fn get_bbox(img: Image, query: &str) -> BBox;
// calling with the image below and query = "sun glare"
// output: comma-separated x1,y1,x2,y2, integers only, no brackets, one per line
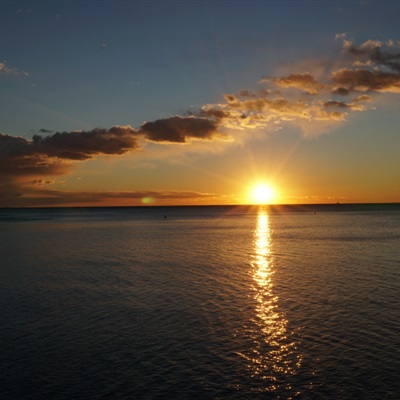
251,184,276,205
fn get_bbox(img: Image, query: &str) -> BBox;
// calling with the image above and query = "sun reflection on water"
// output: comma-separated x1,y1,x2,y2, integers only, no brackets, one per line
240,209,302,396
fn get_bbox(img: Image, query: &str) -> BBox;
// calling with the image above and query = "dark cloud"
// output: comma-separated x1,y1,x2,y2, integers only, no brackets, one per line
334,39,400,94
331,87,351,96
0,154,72,177
0,117,226,188
0,133,71,176
224,94,237,103
39,128,53,133
0,126,139,177
235,89,271,98
323,99,366,111
139,116,220,143
343,39,400,72
194,108,232,121
31,126,138,160
1,126,138,160
0,133,33,158
323,100,351,109
332,68,400,93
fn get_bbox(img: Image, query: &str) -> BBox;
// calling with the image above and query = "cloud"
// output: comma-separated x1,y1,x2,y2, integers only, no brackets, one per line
0,185,221,207
0,61,29,76
353,94,372,102
0,155,72,178
343,38,400,72
195,87,351,134
0,133,72,177
332,68,400,94
2,119,227,180
265,72,325,94
323,99,366,111
331,37,400,94
139,116,223,143
0,126,139,177
238,89,271,98
323,100,351,109
331,86,351,96
31,126,139,160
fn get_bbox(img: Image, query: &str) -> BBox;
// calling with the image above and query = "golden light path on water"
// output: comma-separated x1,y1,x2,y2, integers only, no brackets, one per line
240,209,302,396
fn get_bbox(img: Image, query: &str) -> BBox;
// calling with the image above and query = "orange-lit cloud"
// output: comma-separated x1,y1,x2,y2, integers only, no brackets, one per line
195,37,400,135
264,72,325,94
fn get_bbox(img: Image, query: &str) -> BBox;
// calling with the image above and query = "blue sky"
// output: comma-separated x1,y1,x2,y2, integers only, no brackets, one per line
1,1,400,206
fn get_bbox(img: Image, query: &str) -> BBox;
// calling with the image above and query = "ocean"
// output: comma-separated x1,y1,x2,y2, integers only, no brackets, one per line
1,204,399,399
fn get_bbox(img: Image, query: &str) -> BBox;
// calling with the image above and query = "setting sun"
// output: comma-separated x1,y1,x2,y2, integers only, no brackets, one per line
250,184,276,204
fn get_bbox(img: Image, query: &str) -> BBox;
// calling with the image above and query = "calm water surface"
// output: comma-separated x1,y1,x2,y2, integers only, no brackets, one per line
1,205,400,399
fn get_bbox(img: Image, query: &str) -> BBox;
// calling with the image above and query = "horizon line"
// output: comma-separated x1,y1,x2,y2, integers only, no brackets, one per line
1,202,400,210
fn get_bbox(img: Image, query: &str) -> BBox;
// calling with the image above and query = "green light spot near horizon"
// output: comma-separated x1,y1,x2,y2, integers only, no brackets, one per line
141,197,155,204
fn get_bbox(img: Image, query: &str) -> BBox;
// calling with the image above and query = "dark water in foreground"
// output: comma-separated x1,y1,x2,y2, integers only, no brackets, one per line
1,204,400,399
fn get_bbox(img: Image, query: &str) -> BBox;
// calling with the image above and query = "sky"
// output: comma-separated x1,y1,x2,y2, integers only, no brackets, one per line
1,0,400,207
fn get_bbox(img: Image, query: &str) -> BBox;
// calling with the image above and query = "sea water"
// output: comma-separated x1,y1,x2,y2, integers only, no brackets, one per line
1,204,400,399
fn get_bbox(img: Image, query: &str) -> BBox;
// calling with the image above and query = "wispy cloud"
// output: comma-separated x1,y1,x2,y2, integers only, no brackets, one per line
0,61,29,76
0,185,221,207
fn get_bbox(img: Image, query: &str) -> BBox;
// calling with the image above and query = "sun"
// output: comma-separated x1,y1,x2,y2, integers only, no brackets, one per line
250,184,276,205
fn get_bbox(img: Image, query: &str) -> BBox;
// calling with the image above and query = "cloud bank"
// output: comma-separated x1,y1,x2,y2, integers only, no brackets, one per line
0,185,220,208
